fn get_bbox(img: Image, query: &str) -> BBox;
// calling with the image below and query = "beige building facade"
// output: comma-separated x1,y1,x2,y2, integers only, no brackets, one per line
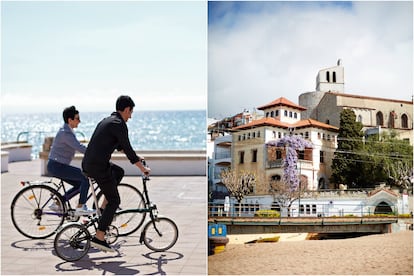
231,97,339,195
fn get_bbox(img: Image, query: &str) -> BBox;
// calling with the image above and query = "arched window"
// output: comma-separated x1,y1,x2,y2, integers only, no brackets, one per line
326,71,330,82
389,112,395,128
333,71,336,83
374,201,393,214
401,114,408,128
271,175,281,181
358,115,362,123
318,178,327,190
376,111,384,126
270,111,274,117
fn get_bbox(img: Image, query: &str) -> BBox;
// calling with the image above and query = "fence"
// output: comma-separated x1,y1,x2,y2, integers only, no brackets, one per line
208,202,400,218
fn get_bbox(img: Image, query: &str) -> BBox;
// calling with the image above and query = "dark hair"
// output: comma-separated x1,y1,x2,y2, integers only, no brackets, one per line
116,95,135,111
63,106,79,123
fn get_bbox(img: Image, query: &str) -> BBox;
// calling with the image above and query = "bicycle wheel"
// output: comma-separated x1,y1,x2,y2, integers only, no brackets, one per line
141,217,178,252
96,183,146,236
11,184,66,239
54,223,91,262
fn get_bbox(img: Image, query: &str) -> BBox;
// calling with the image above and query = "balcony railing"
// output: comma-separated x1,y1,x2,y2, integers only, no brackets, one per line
266,159,284,168
215,152,231,159
208,202,400,218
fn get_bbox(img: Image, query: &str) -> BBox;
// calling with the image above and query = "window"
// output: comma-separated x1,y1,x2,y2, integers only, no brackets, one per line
239,151,245,164
276,150,282,159
376,111,384,126
333,71,336,83
266,112,269,118
402,114,408,128
271,175,281,181
294,112,297,119
257,131,261,137
358,115,362,123
238,135,241,141
273,131,277,138
326,71,330,82
306,204,311,214
278,132,282,138
320,151,324,163
275,110,279,117
270,111,274,117
252,149,257,163
305,132,309,139
289,111,292,118
298,150,305,160
284,110,288,116
389,112,395,128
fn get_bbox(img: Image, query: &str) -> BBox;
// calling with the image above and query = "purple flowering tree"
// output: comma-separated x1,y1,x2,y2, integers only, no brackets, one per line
267,135,313,216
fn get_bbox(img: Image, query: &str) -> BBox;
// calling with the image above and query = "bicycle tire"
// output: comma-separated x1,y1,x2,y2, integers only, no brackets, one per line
11,184,66,239
141,217,178,252
95,183,146,236
54,222,91,262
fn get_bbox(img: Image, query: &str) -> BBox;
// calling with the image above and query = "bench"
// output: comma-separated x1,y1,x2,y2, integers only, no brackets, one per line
1,142,32,162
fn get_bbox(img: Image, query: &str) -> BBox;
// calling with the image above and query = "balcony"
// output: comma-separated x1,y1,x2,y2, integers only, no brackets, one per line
266,159,284,169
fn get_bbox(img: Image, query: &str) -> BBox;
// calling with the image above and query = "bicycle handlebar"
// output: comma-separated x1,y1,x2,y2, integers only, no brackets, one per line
141,159,150,180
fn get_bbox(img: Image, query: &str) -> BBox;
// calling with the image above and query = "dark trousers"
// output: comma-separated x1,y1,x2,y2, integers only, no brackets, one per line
47,159,90,204
85,163,124,232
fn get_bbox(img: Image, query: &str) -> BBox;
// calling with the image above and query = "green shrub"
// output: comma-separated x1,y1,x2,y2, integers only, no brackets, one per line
255,209,280,218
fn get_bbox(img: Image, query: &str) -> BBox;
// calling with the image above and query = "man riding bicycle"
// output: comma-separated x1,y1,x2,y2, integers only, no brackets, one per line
82,95,150,252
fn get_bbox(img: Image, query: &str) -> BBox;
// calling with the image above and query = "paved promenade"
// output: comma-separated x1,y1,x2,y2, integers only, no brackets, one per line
1,160,207,275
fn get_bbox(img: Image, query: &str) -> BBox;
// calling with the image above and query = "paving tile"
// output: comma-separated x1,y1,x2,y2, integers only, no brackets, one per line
1,160,208,275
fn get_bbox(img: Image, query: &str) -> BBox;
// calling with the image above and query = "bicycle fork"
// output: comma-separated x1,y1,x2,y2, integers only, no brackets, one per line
139,204,162,244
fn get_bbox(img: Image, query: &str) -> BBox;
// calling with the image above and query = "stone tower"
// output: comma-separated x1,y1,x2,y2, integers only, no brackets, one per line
299,59,345,119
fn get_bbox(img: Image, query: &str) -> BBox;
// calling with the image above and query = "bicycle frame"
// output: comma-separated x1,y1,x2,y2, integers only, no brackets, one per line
20,178,101,216
115,175,163,237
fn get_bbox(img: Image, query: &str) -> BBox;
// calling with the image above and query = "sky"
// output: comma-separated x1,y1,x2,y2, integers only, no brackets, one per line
208,1,413,119
1,1,207,114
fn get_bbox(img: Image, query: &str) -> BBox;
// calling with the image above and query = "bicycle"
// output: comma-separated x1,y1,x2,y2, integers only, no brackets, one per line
11,175,146,239
53,161,179,262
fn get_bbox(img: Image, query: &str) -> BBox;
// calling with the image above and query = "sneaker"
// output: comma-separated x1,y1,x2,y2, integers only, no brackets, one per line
90,237,115,252
48,202,62,212
75,205,96,216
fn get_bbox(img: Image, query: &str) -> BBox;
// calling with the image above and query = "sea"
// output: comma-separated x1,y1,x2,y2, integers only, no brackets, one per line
1,110,206,158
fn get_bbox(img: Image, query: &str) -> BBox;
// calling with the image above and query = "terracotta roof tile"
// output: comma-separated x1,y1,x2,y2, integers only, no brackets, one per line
232,117,338,132
232,117,290,130
293,119,339,131
257,97,307,111
326,92,413,105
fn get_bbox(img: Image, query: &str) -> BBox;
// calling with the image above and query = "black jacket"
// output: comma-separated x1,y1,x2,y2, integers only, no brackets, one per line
82,112,140,174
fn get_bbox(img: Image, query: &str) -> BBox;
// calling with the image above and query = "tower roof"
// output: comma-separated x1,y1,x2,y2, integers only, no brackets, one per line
257,97,307,111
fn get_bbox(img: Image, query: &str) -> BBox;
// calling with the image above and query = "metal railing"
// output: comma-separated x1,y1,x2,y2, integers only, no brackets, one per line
208,202,400,219
12,131,87,159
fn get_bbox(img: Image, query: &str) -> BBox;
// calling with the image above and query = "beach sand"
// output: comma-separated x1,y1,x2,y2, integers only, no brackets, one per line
208,231,413,275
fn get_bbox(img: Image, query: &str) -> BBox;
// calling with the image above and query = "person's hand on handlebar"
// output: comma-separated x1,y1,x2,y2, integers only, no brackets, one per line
135,158,151,175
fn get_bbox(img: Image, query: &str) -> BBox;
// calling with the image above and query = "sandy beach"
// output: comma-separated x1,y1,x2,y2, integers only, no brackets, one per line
208,231,413,275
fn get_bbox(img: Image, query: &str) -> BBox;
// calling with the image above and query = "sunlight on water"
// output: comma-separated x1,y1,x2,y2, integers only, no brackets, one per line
1,110,206,158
